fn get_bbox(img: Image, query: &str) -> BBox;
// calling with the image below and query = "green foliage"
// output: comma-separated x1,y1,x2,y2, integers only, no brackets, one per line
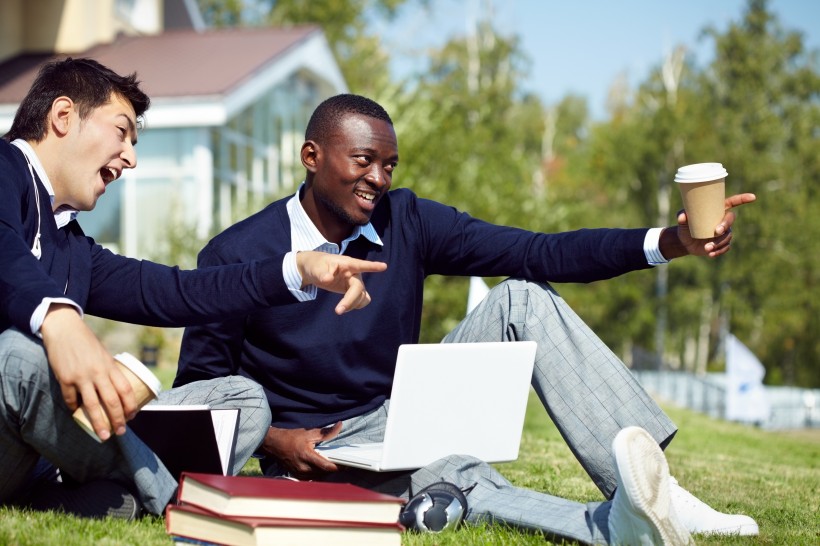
390,20,560,341
194,0,818,386
196,0,246,27
555,0,819,384
266,0,398,100
696,0,820,386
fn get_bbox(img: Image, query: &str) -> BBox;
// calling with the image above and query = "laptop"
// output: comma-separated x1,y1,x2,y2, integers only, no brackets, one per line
315,341,537,472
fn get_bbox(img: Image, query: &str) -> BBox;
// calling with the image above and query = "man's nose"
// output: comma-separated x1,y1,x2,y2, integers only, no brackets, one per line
365,166,387,187
122,141,137,169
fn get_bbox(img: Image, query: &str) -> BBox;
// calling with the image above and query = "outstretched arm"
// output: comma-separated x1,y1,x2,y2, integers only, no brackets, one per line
659,193,757,260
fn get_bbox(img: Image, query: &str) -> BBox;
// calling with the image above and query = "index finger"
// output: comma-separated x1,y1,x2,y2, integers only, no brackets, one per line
341,257,387,274
60,382,79,411
725,193,756,210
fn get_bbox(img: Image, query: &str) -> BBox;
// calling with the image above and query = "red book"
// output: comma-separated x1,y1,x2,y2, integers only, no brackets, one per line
166,503,403,546
176,472,404,525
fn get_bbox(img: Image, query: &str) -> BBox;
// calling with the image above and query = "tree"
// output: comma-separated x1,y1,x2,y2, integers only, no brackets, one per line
558,0,819,386
697,0,820,386
194,0,820,386
391,18,552,342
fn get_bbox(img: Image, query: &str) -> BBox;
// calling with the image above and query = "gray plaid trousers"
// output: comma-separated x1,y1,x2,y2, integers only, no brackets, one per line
291,279,677,544
0,328,271,515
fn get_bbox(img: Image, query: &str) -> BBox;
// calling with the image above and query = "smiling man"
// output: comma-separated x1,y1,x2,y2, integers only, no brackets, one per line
0,60,386,520
176,94,759,544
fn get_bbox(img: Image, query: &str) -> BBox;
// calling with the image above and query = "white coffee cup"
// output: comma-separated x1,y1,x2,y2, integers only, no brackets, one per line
674,163,728,239
72,352,162,442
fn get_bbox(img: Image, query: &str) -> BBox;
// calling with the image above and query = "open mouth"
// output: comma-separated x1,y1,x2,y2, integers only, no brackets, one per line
100,167,119,185
354,188,378,205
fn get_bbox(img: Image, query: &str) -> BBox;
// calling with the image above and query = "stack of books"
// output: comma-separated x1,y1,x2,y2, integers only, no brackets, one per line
166,472,405,545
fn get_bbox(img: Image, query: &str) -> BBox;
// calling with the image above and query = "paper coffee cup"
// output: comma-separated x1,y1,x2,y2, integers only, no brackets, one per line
72,352,162,442
674,163,728,239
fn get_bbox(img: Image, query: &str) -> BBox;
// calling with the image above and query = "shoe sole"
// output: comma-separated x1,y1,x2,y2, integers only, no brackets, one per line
696,522,759,536
613,427,692,545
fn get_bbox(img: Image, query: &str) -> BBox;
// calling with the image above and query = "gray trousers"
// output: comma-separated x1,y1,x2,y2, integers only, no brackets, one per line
0,328,271,515
275,279,678,545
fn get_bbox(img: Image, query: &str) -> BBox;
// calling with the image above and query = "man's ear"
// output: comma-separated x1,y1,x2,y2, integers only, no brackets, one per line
49,96,75,137
301,140,319,173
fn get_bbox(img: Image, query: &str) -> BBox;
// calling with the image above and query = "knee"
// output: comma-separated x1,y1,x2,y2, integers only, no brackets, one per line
231,376,272,420
426,454,492,480
494,278,565,316
495,278,556,298
412,454,507,504
224,376,271,415
228,375,265,398
0,329,51,386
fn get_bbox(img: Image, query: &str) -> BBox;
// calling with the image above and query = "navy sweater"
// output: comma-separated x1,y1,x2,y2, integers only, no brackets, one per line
175,189,652,429
0,139,294,335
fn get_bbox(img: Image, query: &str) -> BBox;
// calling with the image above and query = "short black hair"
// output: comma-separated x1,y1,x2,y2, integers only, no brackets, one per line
4,57,150,142
305,94,393,144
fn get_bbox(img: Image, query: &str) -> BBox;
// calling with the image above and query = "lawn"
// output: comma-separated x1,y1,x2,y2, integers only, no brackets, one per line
1,389,817,545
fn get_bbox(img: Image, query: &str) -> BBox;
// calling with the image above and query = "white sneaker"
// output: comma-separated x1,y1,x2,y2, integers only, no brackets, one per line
669,477,759,536
608,427,693,545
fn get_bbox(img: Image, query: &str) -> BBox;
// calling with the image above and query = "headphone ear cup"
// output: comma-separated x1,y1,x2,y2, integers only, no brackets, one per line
399,481,468,533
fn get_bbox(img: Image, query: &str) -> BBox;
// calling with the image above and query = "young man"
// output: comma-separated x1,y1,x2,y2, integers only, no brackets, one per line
0,61,385,519
176,94,758,544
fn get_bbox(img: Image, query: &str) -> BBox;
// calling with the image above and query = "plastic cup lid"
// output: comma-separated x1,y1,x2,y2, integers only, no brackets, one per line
114,352,162,395
674,162,728,183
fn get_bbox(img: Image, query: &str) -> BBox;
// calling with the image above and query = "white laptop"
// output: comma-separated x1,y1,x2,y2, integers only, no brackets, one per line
315,341,537,472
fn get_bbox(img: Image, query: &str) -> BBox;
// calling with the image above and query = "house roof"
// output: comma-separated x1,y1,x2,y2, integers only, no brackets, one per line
0,26,347,131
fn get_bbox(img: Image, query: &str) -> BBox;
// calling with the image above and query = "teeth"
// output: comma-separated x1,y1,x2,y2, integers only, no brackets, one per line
101,167,118,183
355,191,374,201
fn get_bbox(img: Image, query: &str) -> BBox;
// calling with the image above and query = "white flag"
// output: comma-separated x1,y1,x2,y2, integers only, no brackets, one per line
725,333,770,423
466,277,490,315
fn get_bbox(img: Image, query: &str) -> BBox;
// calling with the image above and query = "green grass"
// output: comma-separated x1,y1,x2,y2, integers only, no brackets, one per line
2,390,818,545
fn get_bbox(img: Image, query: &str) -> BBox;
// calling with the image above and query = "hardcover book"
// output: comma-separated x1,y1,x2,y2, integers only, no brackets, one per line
166,503,403,546
177,472,404,525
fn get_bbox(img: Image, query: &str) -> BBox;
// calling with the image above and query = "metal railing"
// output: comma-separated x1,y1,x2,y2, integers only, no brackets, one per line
631,369,820,430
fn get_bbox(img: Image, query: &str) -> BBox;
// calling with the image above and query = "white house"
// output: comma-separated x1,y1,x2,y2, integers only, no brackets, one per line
0,0,347,259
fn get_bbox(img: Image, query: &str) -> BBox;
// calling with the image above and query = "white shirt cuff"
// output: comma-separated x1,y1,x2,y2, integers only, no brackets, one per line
31,297,83,337
644,227,669,266
283,251,317,302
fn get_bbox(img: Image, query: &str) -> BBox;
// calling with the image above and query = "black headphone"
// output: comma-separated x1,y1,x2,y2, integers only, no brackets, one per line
399,481,468,533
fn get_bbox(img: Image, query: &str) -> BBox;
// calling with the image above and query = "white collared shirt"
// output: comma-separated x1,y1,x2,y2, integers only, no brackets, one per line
283,183,383,301
10,139,83,334
11,139,78,228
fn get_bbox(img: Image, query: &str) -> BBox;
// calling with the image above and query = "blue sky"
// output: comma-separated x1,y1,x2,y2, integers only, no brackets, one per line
377,0,820,119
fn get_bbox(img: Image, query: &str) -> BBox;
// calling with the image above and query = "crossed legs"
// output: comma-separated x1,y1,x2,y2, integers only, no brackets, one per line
0,328,270,515
275,279,678,543
443,278,678,497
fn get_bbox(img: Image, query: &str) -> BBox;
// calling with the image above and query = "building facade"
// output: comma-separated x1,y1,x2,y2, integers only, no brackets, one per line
0,0,347,259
